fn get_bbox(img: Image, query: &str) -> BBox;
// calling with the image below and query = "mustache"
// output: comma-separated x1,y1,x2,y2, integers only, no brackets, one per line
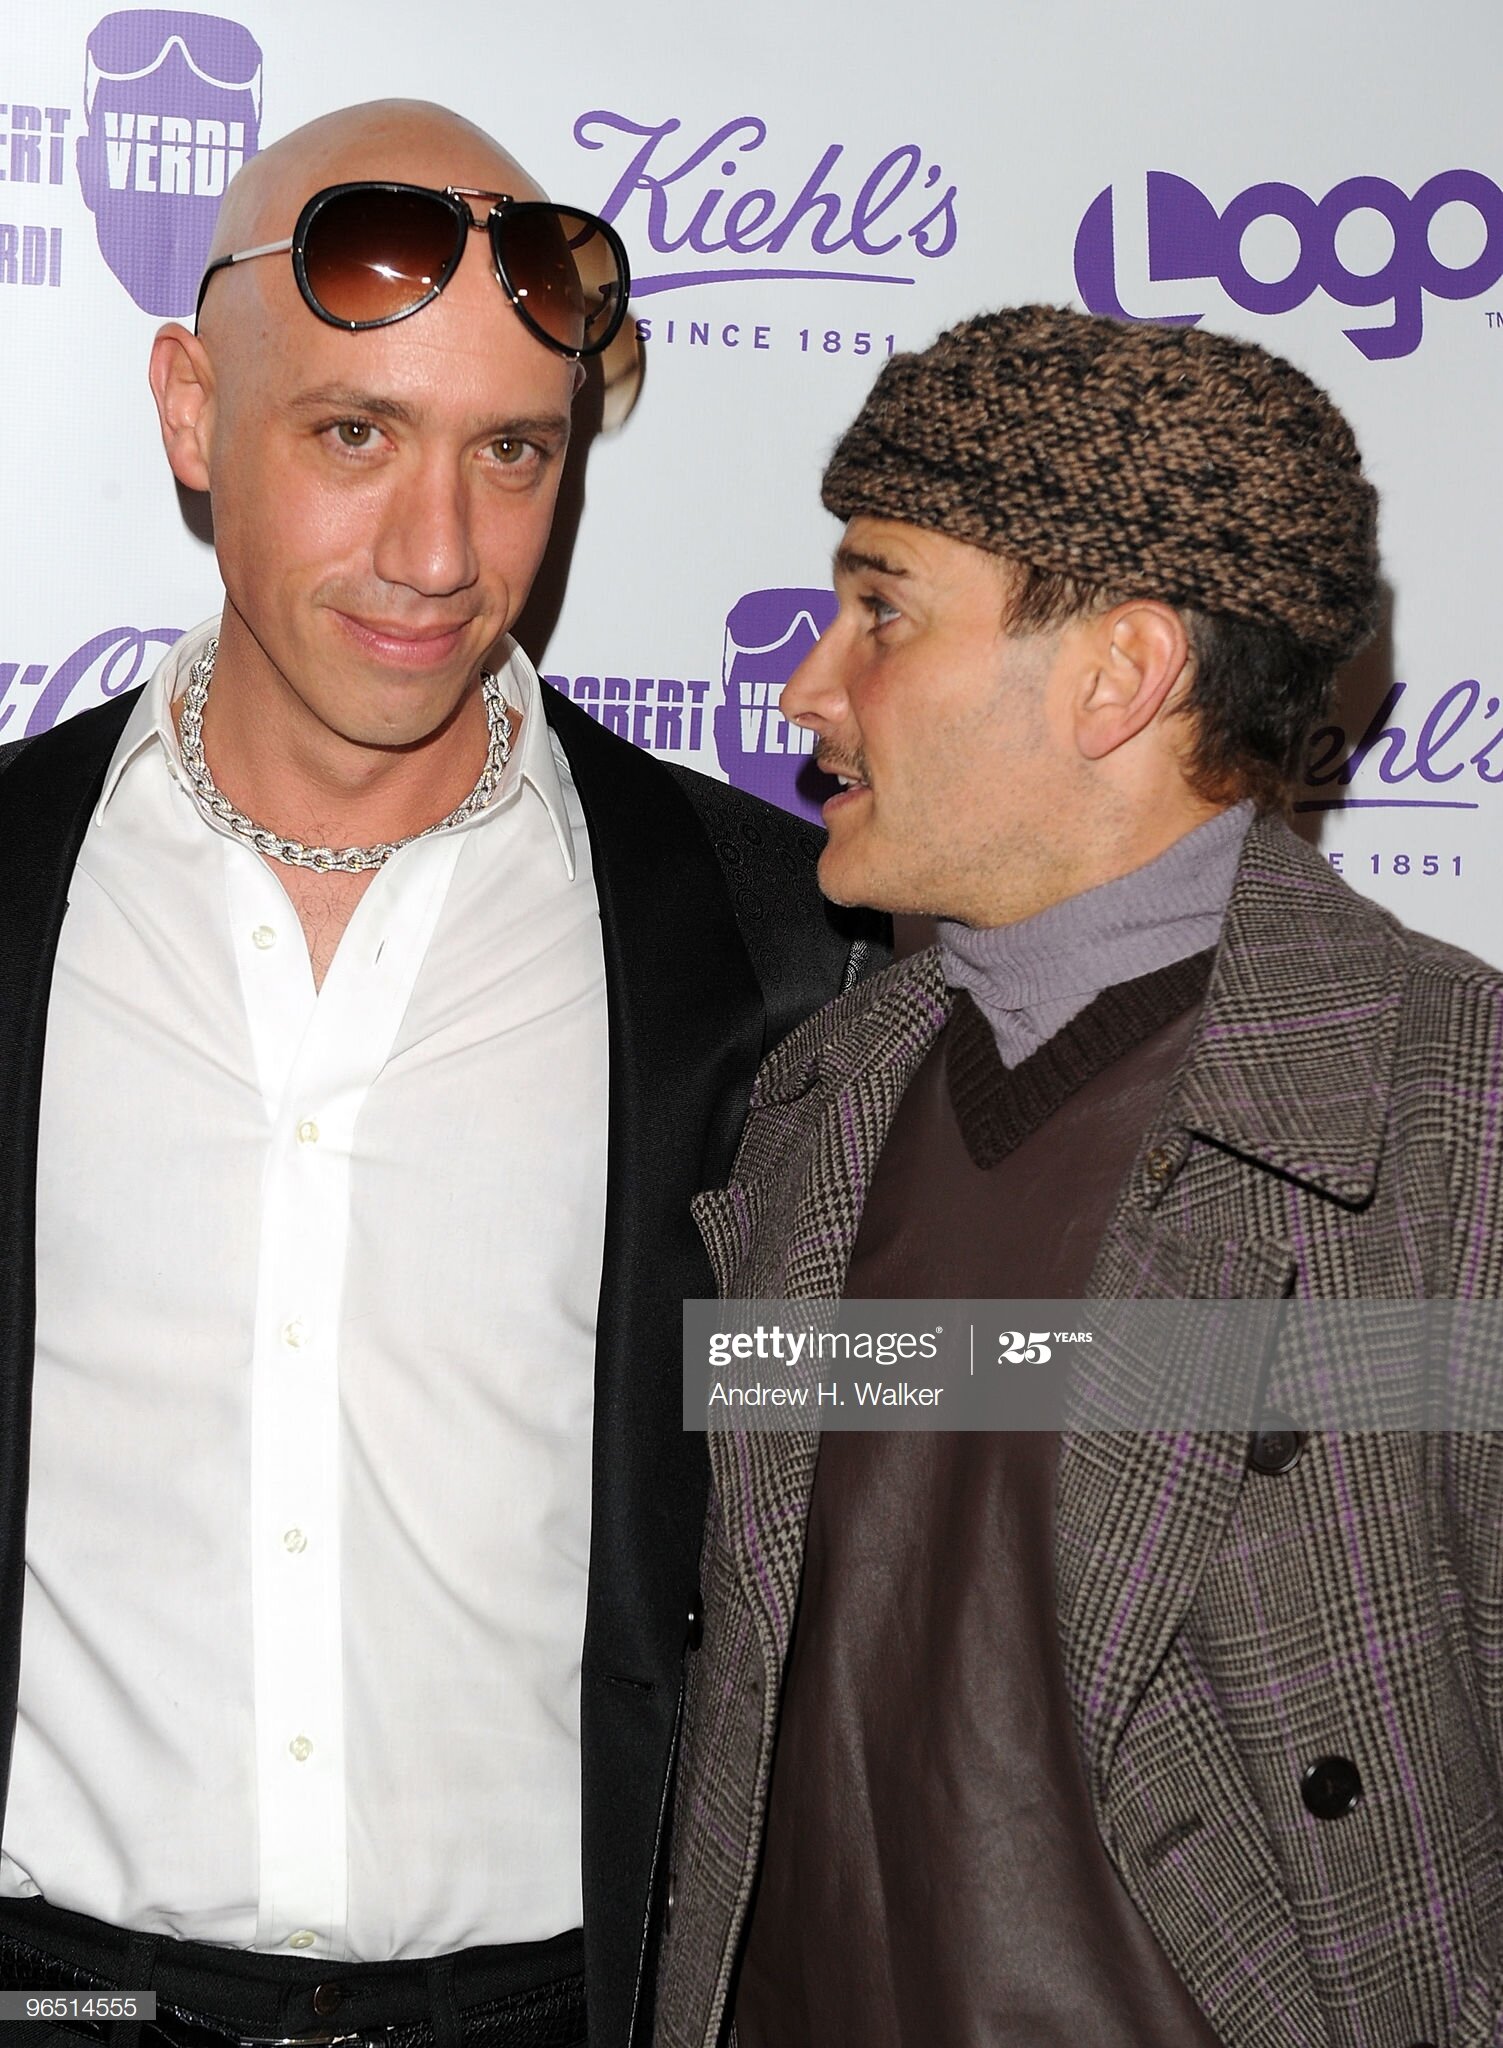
814,746,870,784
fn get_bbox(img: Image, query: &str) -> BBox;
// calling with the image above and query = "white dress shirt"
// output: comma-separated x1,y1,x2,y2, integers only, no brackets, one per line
1,619,609,1960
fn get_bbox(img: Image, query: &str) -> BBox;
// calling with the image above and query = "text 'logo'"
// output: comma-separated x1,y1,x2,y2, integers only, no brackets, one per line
1075,170,1503,359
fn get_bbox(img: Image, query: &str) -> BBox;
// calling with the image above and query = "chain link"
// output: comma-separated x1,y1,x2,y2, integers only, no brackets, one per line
177,639,514,873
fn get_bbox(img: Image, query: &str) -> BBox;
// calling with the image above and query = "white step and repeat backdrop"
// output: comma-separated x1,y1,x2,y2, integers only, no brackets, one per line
4,1,1501,958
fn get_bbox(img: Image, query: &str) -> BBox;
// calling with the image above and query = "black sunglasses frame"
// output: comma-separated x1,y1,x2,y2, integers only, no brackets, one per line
194,180,632,361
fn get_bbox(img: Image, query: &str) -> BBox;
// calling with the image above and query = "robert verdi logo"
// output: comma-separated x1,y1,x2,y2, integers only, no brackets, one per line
1074,170,1503,359
575,112,958,299
76,9,263,317
712,589,841,824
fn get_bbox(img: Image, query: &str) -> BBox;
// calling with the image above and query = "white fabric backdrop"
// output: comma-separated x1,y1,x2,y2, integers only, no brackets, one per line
5,0,1501,958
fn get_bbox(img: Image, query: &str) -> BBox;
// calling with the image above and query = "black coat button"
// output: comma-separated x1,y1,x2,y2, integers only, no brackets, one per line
1301,1755,1362,1819
311,1985,344,2017
685,1595,704,1651
1249,1419,1305,1475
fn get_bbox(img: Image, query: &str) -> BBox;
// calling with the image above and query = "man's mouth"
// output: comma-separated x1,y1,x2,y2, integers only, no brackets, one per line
818,764,871,818
334,611,474,666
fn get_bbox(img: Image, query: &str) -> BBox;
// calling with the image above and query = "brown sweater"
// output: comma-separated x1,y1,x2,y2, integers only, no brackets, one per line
733,955,1223,2048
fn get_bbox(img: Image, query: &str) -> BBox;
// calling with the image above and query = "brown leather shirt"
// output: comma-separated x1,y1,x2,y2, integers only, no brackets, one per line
733,957,1224,2048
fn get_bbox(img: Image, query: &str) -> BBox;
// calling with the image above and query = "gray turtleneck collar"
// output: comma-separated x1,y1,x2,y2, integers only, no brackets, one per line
937,802,1253,1068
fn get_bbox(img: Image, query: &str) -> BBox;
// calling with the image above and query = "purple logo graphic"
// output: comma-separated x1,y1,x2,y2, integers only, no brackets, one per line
713,588,841,823
1297,677,1503,809
575,113,957,298
76,10,263,316
1,625,181,739
1075,170,1503,359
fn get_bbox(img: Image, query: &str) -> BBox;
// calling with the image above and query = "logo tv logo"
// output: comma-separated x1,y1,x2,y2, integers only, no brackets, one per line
1074,170,1503,359
76,9,264,316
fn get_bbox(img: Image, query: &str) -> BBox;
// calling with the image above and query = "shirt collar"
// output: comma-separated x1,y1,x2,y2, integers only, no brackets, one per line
94,617,577,878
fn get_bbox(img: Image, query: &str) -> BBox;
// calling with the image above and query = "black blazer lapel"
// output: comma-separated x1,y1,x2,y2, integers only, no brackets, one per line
542,688,767,2046
0,691,137,1818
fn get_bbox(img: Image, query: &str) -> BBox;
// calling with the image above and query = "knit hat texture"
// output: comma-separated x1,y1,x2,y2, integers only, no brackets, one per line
821,305,1380,661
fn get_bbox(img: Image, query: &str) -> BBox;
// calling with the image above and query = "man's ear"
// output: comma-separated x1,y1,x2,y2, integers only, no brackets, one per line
148,323,216,493
1071,601,1191,763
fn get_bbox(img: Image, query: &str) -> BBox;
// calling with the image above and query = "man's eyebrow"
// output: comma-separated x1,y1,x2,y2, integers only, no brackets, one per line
285,387,571,441
833,545,911,580
288,386,421,426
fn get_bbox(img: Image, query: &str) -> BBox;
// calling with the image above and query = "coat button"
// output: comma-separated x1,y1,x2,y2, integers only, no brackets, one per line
311,1985,344,2017
1249,1419,1305,1475
685,1594,704,1651
1301,1755,1363,1819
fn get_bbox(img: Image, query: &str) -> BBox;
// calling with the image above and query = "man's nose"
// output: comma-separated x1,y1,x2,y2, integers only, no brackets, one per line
780,628,850,735
372,455,479,598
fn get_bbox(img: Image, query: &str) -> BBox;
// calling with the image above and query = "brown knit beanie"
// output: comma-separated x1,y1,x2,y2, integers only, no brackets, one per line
822,305,1380,662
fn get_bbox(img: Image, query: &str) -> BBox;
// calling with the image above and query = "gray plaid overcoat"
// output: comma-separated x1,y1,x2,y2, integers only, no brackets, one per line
654,816,1503,2048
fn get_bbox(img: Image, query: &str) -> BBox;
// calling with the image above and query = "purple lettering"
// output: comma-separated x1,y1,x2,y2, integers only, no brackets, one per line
763,144,849,255
1470,692,1503,782
654,679,684,750
1413,680,1480,782
0,661,46,737
9,104,41,185
46,107,69,186
1076,166,1503,360
575,113,767,253
722,188,778,250
910,176,958,258
601,675,631,738
848,146,920,256
1338,683,1415,785
20,223,46,285
24,627,181,737
685,680,709,752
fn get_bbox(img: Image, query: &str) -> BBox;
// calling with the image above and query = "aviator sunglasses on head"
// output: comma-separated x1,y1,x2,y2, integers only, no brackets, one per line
194,181,631,360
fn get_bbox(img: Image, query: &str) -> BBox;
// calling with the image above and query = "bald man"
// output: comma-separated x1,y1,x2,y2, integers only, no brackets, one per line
0,101,877,2048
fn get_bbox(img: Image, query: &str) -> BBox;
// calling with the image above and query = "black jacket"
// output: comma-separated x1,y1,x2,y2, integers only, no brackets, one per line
0,680,882,2045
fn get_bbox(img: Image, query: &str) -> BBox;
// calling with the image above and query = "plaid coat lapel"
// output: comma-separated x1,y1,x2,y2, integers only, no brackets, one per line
1057,815,1404,1803
692,953,952,1676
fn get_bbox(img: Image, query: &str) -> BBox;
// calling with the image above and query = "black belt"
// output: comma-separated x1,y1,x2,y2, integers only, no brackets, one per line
0,1898,585,2048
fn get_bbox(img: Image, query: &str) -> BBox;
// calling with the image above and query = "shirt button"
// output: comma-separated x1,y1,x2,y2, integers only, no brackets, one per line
287,1932,316,1951
280,1319,308,1350
289,1735,313,1763
296,1119,320,1146
251,925,277,950
283,1528,308,1554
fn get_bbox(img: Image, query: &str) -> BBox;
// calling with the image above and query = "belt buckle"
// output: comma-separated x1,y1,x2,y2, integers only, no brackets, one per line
235,2031,394,2048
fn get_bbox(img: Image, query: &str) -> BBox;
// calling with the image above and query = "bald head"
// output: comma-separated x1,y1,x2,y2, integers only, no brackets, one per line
207,99,545,269
189,97,563,409
148,96,583,813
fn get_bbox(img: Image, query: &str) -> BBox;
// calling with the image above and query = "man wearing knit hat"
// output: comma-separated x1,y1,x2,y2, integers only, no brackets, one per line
651,307,1503,2048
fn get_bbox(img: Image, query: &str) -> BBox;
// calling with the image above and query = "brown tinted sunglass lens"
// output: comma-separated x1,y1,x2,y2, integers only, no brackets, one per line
303,188,462,326
499,206,621,351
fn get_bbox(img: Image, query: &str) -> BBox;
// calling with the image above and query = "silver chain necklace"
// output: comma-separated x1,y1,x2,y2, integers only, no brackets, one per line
176,637,515,874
